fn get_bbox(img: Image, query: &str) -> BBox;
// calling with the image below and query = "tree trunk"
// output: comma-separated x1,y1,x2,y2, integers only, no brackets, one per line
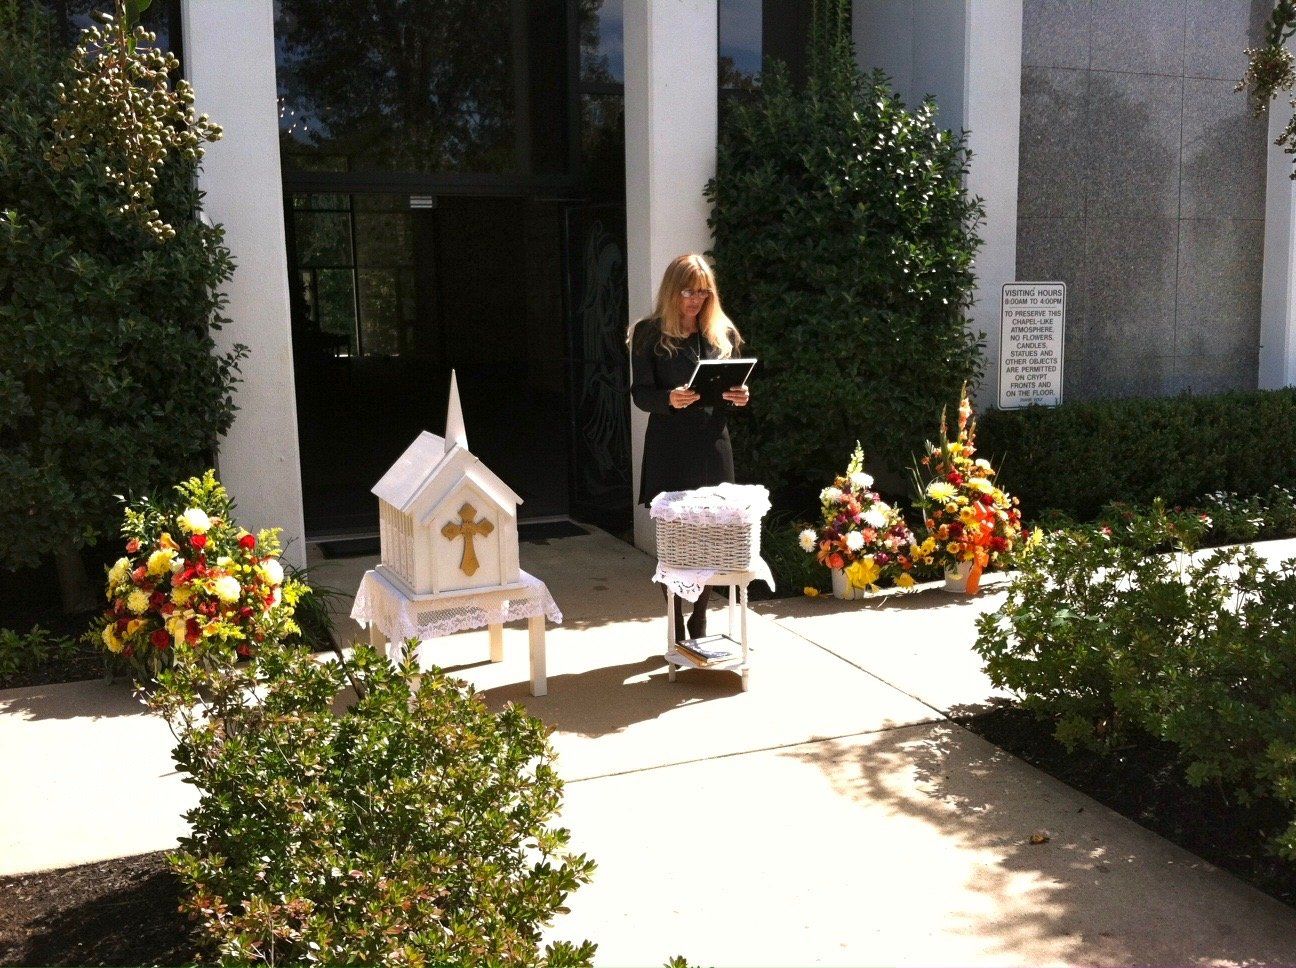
54,547,98,615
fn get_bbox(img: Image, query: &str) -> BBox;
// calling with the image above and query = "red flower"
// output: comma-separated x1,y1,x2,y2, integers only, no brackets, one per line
131,565,148,584
190,534,207,550
238,533,256,551
149,591,166,610
238,606,254,621
826,552,845,570
122,645,134,658
185,619,201,644
236,644,251,658
125,537,141,554
150,629,170,650
115,617,130,633
159,602,175,616
979,493,995,506
947,471,964,486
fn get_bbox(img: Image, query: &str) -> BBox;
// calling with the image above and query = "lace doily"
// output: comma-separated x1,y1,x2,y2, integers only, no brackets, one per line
649,483,772,526
351,568,562,642
653,558,776,602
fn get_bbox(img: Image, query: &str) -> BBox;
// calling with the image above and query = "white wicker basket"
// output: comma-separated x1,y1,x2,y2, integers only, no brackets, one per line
655,518,761,570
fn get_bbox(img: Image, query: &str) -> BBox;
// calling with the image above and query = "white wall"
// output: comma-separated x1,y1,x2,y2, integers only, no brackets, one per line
624,0,719,552
1260,97,1296,390
854,0,1023,406
180,0,308,567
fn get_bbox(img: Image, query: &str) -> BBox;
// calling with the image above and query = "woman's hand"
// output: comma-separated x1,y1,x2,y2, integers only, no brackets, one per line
669,386,701,409
722,385,750,407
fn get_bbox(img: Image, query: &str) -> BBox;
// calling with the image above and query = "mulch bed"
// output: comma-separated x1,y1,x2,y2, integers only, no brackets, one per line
0,852,198,967
959,703,1296,909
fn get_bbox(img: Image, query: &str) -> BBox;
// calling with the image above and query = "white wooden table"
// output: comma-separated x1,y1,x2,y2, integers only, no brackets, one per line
352,567,557,697
663,568,763,692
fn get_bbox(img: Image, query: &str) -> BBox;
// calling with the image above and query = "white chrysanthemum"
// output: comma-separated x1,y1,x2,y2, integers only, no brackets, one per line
926,481,957,502
798,528,817,552
849,471,874,490
179,507,211,534
862,508,889,529
126,588,150,615
974,458,993,470
213,575,242,604
147,548,176,577
820,486,844,504
844,531,865,551
259,558,284,586
965,477,994,493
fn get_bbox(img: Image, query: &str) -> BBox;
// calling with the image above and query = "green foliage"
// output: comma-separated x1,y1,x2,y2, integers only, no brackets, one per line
977,389,1296,522
153,642,596,966
975,518,1296,859
0,2,244,571
0,624,86,680
763,512,832,594
1238,1,1296,177
707,16,984,499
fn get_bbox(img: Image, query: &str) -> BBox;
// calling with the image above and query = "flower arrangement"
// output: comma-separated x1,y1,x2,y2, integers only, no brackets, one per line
914,389,1022,592
90,471,305,680
800,443,916,592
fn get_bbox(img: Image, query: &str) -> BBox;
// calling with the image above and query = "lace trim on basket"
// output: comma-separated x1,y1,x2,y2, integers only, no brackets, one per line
649,483,772,526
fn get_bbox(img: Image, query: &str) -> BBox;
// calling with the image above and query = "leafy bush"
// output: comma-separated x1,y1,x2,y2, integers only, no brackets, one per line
0,3,242,581
0,624,86,681
977,389,1296,521
153,642,596,966
975,517,1296,858
706,4,983,501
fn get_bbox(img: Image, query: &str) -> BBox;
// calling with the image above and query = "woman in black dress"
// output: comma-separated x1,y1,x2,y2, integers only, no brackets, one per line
630,253,750,643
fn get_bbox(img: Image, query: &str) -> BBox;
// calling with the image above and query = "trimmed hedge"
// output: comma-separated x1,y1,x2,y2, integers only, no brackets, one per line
977,389,1296,521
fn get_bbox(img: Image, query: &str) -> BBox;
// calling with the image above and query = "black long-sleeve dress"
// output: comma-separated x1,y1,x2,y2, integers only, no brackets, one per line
630,317,737,507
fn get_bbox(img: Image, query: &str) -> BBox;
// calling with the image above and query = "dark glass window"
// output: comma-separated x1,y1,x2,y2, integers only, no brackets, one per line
719,0,762,91
579,0,624,84
274,0,568,177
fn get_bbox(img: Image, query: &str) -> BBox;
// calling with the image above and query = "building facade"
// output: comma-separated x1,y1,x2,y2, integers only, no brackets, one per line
41,0,1296,560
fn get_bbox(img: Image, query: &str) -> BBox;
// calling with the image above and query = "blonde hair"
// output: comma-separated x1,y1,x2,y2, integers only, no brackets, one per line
630,253,742,358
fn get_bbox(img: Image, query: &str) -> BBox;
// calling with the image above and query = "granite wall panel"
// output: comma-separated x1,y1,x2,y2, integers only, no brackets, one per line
1017,67,1088,217
1022,0,1090,69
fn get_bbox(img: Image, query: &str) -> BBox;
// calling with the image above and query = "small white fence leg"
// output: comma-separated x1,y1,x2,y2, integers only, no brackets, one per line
489,623,504,663
368,622,388,661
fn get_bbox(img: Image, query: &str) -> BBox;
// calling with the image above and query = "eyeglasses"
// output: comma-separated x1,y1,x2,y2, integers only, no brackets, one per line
680,288,713,299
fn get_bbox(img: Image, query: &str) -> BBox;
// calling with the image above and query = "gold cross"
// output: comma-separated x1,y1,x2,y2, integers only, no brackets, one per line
441,502,494,576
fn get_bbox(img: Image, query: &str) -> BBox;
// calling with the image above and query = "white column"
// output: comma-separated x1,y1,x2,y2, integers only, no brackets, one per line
180,0,308,568
624,0,719,552
854,0,1023,407
962,0,1022,407
1260,98,1296,389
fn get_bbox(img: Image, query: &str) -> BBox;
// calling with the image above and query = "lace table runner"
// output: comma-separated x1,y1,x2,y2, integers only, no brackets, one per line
351,568,562,642
653,558,776,602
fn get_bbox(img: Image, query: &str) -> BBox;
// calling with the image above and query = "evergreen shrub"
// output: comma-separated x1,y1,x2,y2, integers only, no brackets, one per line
707,15,984,502
0,4,242,577
977,389,1296,522
154,643,597,966
976,518,1296,859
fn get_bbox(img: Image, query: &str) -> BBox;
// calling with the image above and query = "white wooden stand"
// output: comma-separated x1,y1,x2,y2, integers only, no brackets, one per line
360,569,551,697
663,569,759,692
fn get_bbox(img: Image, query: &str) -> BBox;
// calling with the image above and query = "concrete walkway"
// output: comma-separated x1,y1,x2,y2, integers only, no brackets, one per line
3,529,1295,966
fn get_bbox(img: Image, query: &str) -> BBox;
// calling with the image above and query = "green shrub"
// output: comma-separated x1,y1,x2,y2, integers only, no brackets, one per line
0,624,85,681
706,3,983,500
0,3,242,579
975,518,1296,858
152,642,596,966
977,389,1296,521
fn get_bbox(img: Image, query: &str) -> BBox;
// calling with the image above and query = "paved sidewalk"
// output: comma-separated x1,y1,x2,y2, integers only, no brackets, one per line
3,529,1295,966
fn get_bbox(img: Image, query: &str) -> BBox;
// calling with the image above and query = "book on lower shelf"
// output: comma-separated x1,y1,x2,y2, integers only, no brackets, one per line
674,634,740,667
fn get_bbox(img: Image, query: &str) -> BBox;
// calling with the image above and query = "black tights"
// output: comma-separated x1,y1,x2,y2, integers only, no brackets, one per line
662,584,711,643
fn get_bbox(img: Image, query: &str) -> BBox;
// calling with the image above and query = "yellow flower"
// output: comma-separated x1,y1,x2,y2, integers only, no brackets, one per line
167,616,187,648
171,585,193,606
946,542,962,555
803,586,820,597
158,531,179,551
947,442,964,455
926,481,957,502
125,619,145,638
126,588,150,615
945,503,959,515
147,548,176,576
845,556,881,589
106,557,130,596
966,477,994,494
895,573,916,589
101,624,123,653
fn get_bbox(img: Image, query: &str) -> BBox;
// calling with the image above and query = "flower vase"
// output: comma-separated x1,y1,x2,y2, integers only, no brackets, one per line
830,568,866,600
944,560,976,594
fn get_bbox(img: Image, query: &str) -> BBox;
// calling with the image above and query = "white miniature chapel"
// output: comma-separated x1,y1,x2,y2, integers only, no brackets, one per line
350,371,561,696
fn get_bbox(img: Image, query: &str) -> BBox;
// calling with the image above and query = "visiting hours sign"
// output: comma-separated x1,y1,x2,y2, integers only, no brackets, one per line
999,282,1065,409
